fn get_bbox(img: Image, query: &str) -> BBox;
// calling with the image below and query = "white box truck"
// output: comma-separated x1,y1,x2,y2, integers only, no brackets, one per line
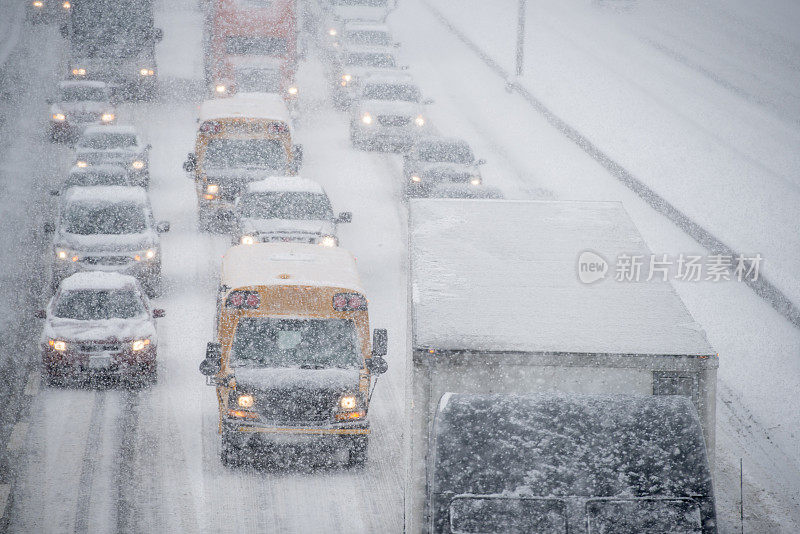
406,199,718,533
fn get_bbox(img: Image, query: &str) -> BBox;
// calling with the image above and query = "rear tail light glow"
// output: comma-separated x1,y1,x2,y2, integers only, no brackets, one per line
332,292,367,311
200,121,222,134
226,290,261,309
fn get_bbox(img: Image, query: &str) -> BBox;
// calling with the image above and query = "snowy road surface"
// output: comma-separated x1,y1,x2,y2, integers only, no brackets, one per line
0,0,798,532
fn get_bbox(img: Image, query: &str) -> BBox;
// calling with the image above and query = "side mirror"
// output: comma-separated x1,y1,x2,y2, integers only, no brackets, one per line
156,221,170,233
367,356,388,375
35,310,47,319
50,189,60,196
400,65,410,70
199,342,222,376
476,158,486,165
422,98,434,105
43,222,55,234
183,153,196,172
146,143,152,150
152,309,165,318
336,211,352,224
372,328,388,356
153,28,164,42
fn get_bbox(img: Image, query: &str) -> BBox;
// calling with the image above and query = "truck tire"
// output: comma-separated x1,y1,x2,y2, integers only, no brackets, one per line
346,437,368,468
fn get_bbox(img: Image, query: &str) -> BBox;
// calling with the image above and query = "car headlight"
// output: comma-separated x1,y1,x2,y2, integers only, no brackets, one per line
237,394,254,408
139,68,155,76
206,183,219,194
71,68,86,76
470,177,482,186
339,395,357,410
62,1,71,9
133,249,156,261
131,339,151,351
240,235,255,245
317,235,337,247
33,1,44,8
410,174,421,183
101,112,115,123
49,339,67,351
414,115,425,127
52,113,66,122
287,86,298,95
328,28,337,36
215,84,227,94
131,160,145,170
76,160,88,168
56,248,79,262
361,112,373,125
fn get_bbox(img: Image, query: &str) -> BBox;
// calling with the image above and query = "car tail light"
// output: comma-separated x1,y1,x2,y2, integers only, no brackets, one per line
226,290,260,309
267,122,287,135
200,121,222,134
332,292,367,311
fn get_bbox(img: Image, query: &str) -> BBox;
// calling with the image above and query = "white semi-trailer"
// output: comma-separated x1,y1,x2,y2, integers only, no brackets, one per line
406,199,718,533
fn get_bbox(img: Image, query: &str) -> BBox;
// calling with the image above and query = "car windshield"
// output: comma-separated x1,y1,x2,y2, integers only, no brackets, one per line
60,87,107,102
345,53,395,68
226,36,288,56
345,31,391,46
64,202,148,235
238,192,333,220
78,133,138,149
417,142,474,164
361,83,420,102
54,289,145,320
586,499,703,534
231,318,362,369
235,69,282,93
204,138,288,170
449,498,567,534
66,171,130,188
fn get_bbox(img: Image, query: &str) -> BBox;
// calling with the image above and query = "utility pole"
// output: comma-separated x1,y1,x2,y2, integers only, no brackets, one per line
515,0,527,77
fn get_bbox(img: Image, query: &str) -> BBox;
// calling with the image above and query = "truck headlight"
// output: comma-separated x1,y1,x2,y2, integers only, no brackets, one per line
62,1,71,9
33,1,44,8
328,28,337,36
240,235,255,245
237,394,254,408
215,84,227,94
317,235,337,247
206,184,219,194
49,339,67,351
361,112,373,125
76,160,88,168
131,160,145,170
71,68,86,76
470,177,481,186
52,113,66,122
287,86,298,95
410,175,421,183
339,395,357,410
131,339,151,351
133,249,156,261
414,115,425,127
101,112,115,123
56,249,79,262
139,68,155,76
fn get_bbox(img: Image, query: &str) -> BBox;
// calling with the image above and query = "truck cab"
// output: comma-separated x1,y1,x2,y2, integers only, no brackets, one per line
199,243,388,467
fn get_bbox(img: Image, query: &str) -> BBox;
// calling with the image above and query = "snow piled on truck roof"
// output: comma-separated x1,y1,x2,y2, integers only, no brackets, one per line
221,243,364,293
409,199,714,355
199,94,291,124
58,272,141,292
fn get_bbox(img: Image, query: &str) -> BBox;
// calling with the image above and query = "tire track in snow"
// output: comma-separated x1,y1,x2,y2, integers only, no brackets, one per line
113,390,140,534
73,392,105,534
422,0,800,331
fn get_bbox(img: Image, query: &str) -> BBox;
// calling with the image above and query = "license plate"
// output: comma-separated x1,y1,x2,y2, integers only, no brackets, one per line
88,355,112,369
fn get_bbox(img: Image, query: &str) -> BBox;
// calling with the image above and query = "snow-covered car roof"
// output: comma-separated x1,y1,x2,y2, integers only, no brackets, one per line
409,199,715,356
361,71,415,85
63,186,149,205
221,243,364,293
341,43,396,56
68,164,130,176
432,393,713,498
412,136,471,150
58,80,109,90
58,271,141,292
199,93,291,124
244,177,325,195
81,124,139,136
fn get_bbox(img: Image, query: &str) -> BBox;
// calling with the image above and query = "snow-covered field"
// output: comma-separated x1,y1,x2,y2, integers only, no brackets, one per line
0,0,798,532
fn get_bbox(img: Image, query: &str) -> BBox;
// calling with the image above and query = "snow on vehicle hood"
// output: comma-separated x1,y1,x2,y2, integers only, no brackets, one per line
357,99,421,117
41,314,156,344
52,101,109,115
233,367,361,393
56,231,156,253
417,161,478,176
240,218,334,237
203,169,280,183
77,148,140,158
332,5,389,23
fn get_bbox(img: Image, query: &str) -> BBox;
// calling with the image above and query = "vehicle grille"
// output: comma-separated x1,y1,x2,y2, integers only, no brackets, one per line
377,115,411,127
253,387,340,424
427,171,471,183
81,255,132,266
78,343,123,353
258,234,317,244
71,112,101,123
